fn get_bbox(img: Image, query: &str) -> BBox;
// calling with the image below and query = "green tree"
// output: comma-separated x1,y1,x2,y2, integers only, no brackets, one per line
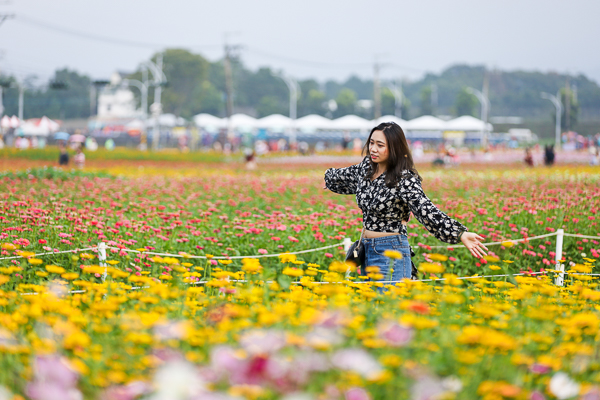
334,88,357,118
299,88,327,116
256,96,287,117
130,49,210,119
559,87,580,130
453,88,478,117
419,86,433,116
381,88,396,116
2,69,91,119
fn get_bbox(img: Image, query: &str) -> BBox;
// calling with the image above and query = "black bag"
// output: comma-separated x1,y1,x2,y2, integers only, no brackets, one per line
345,238,365,268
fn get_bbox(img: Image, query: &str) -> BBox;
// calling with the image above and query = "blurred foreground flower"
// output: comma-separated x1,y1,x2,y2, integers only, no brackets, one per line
549,372,580,400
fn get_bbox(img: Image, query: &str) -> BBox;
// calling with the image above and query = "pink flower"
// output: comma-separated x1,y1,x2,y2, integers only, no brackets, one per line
258,249,268,254
210,260,218,265
378,322,413,347
271,237,281,241
325,253,333,258
345,387,371,400
529,364,551,374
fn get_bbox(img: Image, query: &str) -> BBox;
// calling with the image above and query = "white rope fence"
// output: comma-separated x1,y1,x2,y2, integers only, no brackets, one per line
5,228,600,296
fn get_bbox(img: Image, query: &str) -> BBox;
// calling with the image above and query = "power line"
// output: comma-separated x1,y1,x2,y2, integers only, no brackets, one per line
247,46,372,69
14,15,219,50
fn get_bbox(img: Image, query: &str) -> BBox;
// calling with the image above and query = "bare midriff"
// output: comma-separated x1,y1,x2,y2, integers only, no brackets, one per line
363,221,407,238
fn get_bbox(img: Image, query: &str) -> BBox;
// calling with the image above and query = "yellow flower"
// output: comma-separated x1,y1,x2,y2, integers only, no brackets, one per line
218,260,233,265
1,243,17,250
501,241,514,248
46,265,66,274
28,258,43,265
503,260,514,264
35,271,49,277
282,267,304,277
483,255,500,262
279,253,297,263
61,273,80,280
80,253,95,260
384,250,403,259
489,265,502,271
106,260,120,265
182,262,193,267
419,263,445,274
443,274,463,286
427,253,447,262
0,275,10,285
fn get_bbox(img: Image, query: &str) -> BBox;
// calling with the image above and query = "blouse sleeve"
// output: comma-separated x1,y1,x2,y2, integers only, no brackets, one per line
399,172,467,244
324,157,369,195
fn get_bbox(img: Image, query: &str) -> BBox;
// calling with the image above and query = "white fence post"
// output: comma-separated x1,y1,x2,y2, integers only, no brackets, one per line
98,242,107,282
554,229,564,286
343,237,353,278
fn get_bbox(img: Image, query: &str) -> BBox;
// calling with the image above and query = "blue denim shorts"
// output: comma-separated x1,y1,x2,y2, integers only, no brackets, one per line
362,235,412,281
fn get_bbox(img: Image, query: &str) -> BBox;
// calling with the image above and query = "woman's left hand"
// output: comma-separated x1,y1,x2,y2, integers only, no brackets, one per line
460,232,488,258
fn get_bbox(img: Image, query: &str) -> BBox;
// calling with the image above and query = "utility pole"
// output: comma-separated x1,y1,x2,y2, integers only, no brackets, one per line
481,69,490,148
17,80,23,120
431,83,438,115
466,86,490,149
564,77,571,132
144,52,166,151
384,80,404,119
223,41,241,137
373,60,381,119
273,72,299,145
541,92,562,149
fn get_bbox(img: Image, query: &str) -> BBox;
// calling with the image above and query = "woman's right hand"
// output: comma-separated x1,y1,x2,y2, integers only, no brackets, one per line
460,232,488,258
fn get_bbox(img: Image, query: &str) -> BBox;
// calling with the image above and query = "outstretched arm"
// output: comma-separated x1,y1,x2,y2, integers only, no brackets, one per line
324,157,369,195
400,173,487,258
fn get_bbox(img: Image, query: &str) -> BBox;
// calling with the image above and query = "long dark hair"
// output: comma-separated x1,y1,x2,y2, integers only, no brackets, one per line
362,122,421,187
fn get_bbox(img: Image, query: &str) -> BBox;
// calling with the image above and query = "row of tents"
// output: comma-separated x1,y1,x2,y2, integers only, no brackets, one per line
192,114,494,134
2,113,494,141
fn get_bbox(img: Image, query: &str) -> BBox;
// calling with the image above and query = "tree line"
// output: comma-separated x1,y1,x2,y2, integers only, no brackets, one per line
2,48,599,131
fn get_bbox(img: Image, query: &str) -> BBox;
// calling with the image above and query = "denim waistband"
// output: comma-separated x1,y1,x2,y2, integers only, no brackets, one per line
362,234,408,245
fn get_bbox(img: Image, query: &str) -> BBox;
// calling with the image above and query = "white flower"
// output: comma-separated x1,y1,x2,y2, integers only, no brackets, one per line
149,360,205,400
442,376,463,393
549,372,580,400
331,349,382,379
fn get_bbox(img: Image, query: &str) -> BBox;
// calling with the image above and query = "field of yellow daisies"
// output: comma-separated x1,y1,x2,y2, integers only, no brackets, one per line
0,163,599,400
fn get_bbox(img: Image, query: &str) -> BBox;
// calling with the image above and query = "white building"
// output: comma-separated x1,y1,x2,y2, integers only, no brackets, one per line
97,71,138,118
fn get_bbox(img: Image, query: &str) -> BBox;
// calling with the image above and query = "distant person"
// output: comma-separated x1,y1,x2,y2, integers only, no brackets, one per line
590,147,599,166
105,138,115,151
544,145,555,166
58,143,69,166
244,148,257,170
524,147,534,167
73,144,85,169
341,132,351,150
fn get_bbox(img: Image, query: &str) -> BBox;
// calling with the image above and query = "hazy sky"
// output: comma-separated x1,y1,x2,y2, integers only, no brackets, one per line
1,0,599,85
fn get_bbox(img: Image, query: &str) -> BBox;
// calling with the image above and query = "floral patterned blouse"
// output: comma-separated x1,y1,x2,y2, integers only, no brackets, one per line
324,157,467,244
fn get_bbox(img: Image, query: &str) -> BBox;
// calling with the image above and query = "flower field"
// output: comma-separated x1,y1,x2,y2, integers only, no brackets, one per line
1,164,600,400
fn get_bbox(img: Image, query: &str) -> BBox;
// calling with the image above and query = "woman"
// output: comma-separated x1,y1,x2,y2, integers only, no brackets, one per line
324,122,487,281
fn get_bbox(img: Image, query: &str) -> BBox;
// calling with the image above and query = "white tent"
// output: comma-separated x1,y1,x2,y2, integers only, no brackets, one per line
295,114,333,133
372,115,407,128
20,116,60,136
228,113,257,133
146,113,186,128
193,113,225,133
330,115,372,131
445,116,493,132
405,115,447,131
1,115,20,129
256,114,292,133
